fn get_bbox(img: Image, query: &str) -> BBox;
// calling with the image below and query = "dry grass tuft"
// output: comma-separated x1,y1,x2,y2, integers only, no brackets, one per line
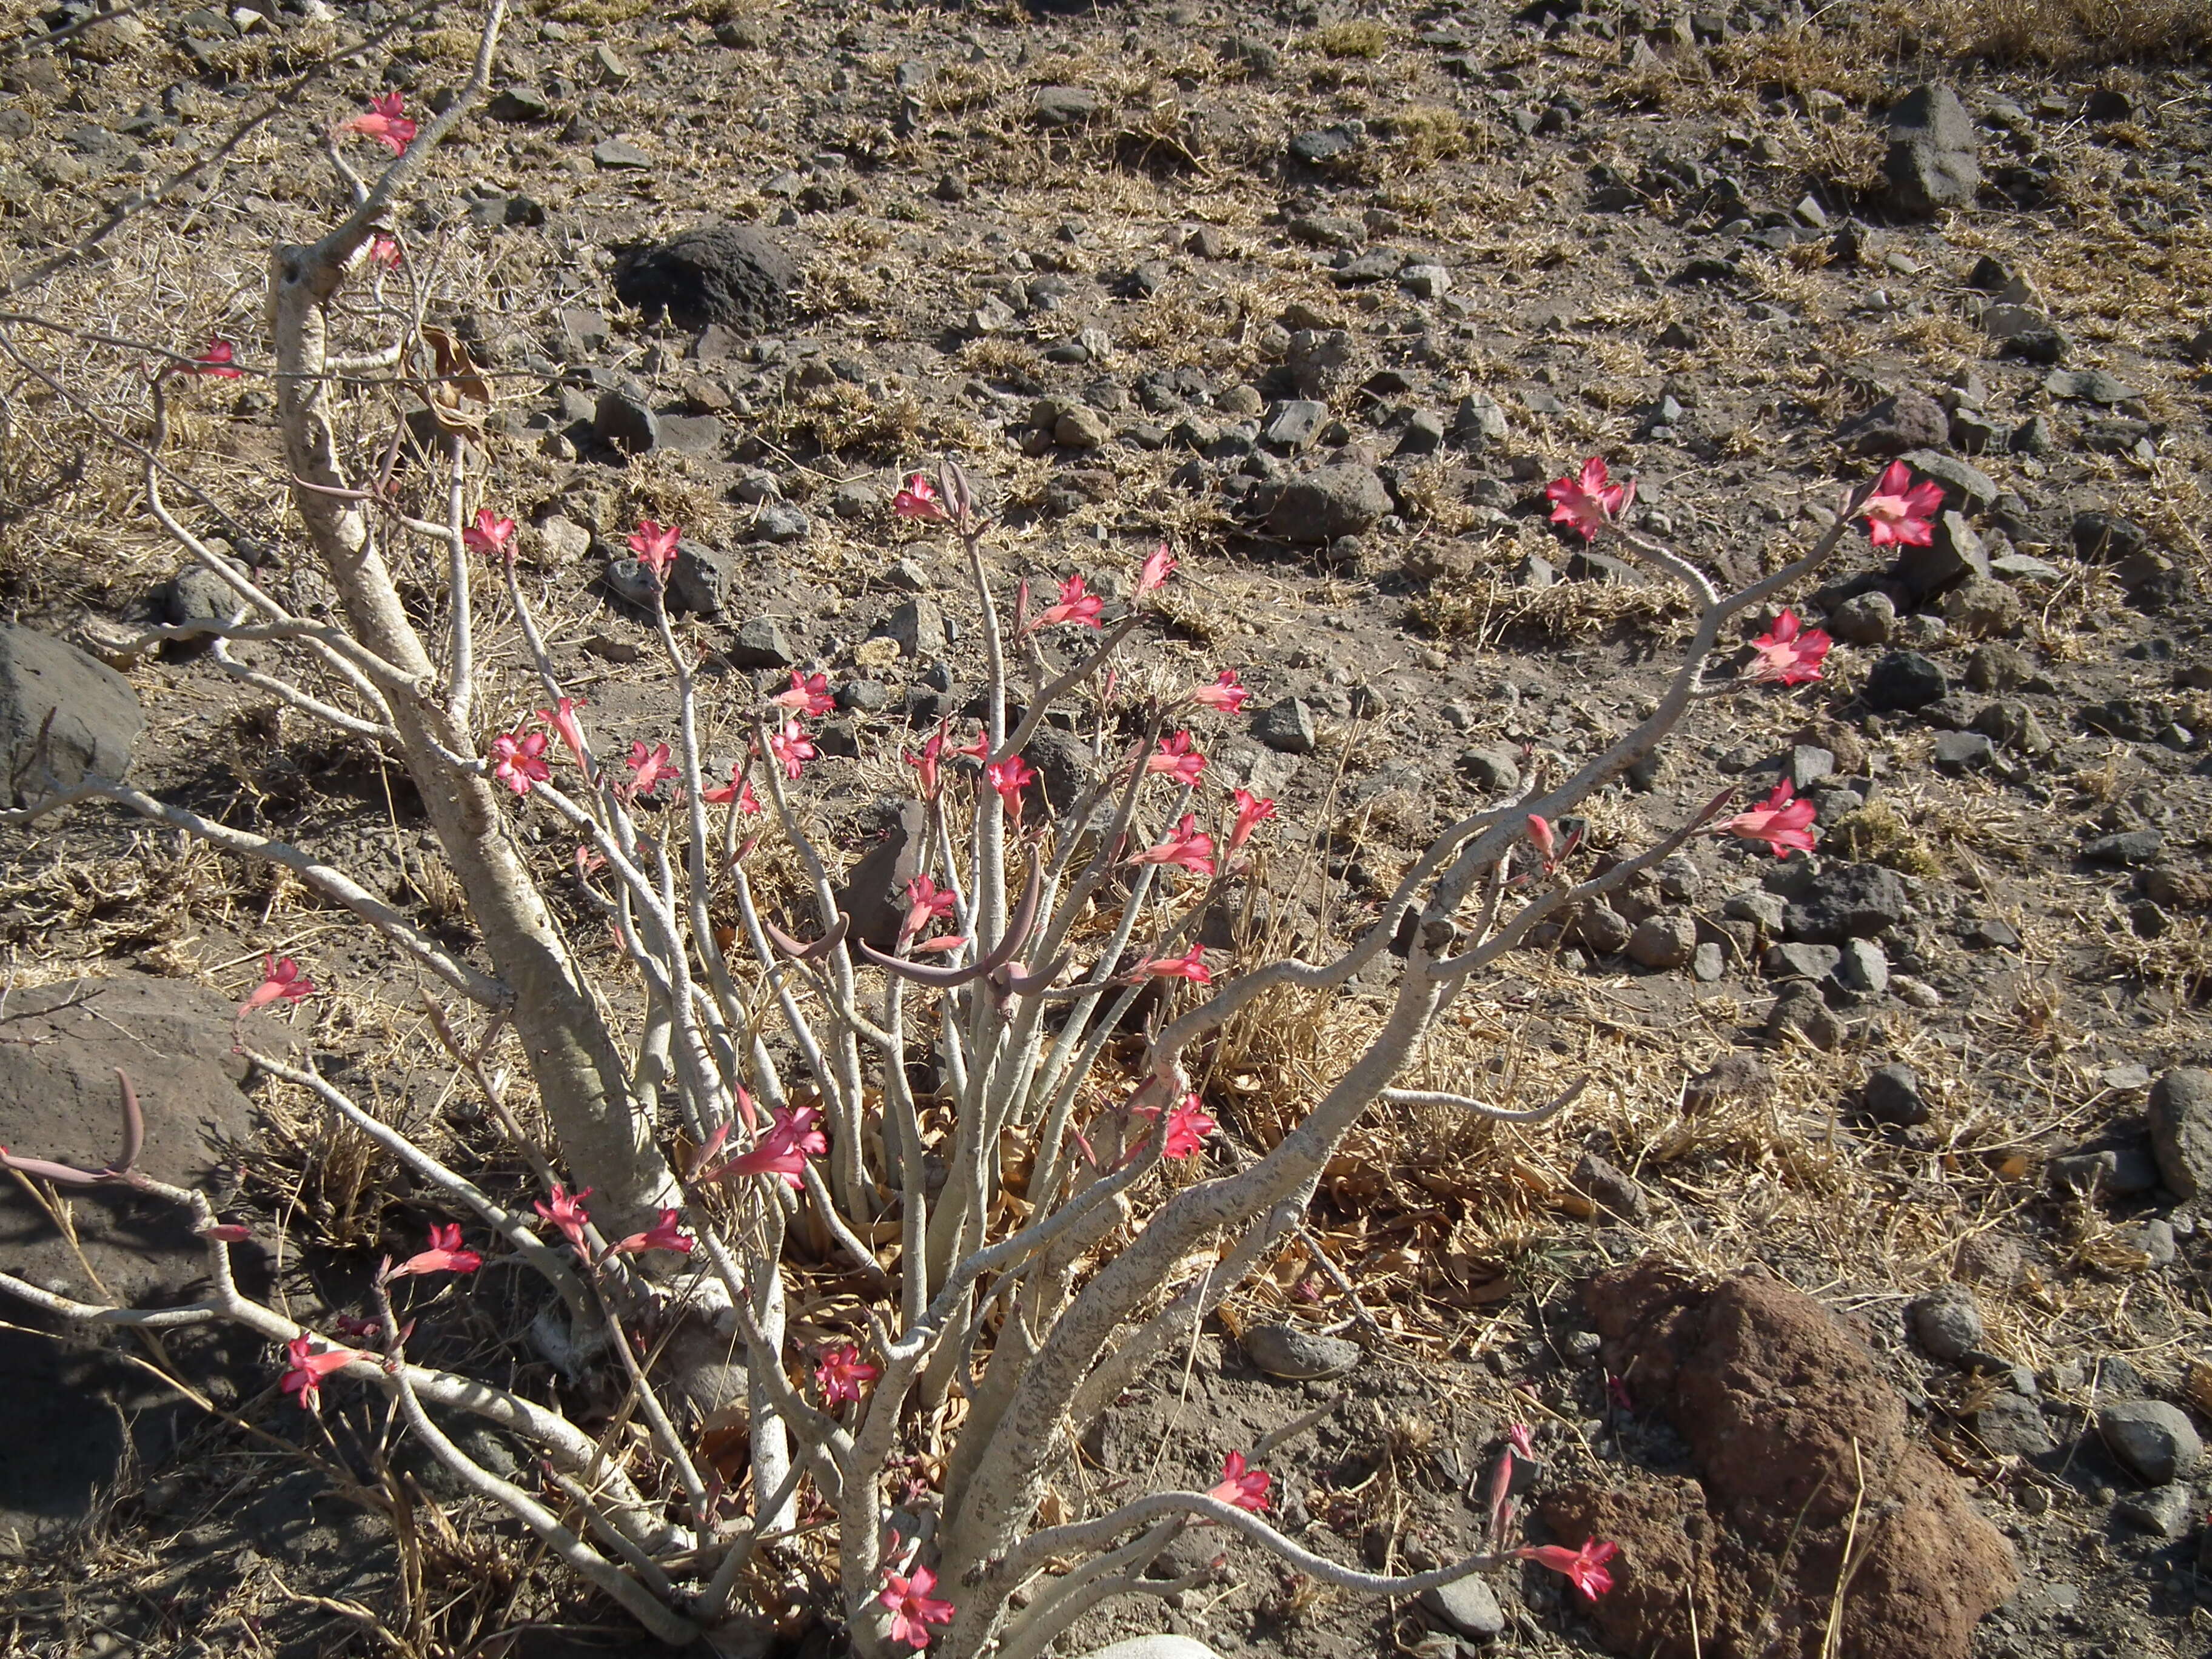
1307,22,1392,60
1920,0,2212,62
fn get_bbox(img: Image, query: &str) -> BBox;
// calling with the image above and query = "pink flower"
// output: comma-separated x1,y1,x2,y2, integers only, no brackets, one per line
879,1562,956,1650
184,338,243,378
532,1183,594,1262
537,697,589,771
1516,1539,1618,1601
1133,814,1216,877
985,756,1036,824
1134,542,1177,602
1860,460,1945,548
200,1222,252,1243
366,235,402,269
491,729,551,794
1207,1450,1271,1512
1185,670,1249,713
706,1105,826,1188
239,953,315,1017
1161,1092,1216,1155
610,1208,694,1257
1747,608,1832,686
1147,731,1207,788
1546,456,1635,541
893,473,947,522
1506,1423,1537,1460
899,874,959,949
1726,782,1817,857
767,719,816,781
815,1342,880,1404
773,671,835,717
340,91,417,157
463,509,515,558
1136,944,1212,985
389,1221,482,1281
280,1335,365,1412
905,729,948,800
1606,1373,1634,1412
1028,574,1103,632
702,766,760,813
1527,814,1558,866
628,519,681,581
1227,789,1276,853
626,740,675,796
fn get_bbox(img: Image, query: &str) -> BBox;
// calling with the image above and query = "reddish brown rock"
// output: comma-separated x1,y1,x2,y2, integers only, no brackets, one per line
1535,1259,2017,1659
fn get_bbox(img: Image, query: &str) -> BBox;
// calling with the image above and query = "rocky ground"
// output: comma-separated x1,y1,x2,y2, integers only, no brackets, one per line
1,0,2210,1656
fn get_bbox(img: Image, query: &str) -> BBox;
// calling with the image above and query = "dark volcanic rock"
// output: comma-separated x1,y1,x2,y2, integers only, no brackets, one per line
612,224,796,333
0,624,142,806
1883,83,1981,213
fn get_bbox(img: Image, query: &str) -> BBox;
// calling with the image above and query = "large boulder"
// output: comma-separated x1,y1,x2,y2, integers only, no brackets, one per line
1544,1261,2018,1659
1267,463,1391,543
611,224,797,334
1883,84,1981,214
0,977,282,1538
0,623,142,806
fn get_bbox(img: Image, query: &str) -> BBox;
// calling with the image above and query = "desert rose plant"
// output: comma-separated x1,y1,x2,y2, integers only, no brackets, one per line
0,2,1922,1650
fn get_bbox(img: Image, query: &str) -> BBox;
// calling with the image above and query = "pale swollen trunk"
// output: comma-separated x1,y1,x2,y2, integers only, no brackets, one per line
269,240,677,1228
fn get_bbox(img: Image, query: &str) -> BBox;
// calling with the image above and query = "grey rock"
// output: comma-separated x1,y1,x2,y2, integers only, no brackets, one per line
1021,728,1099,820
1572,1152,1651,1222
831,480,883,520
1245,1322,1362,1380
1683,1053,1774,1113
836,800,928,952
1692,940,1726,981
1911,1282,1985,1362
884,598,947,660
1286,328,1359,399
1054,406,1110,449
1787,745,1835,791
1933,731,1994,771
1865,650,1948,712
655,414,725,457
1899,451,1999,514
1420,1575,1506,1638
1766,985,1843,1050
1965,644,2031,693
1939,578,2021,639
1898,511,1988,597
1450,390,1511,446
0,624,142,805
1766,941,1842,982
2098,1401,2203,1484
601,557,660,609
1574,900,1634,956
592,138,652,169
1976,1393,2057,1458
1837,390,1949,458
2044,368,2139,405
593,389,659,455
1627,913,1698,971
1395,409,1447,456
1401,263,1451,300
1458,745,1521,794
1253,698,1316,755
1884,82,1981,213
1267,464,1392,543
756,503,810,544
1837,936,1889,994
2113,1483,2195,1538
612,224,796,334
1033,85,1100,128
1289,127,1356,164
727,617,796,670
161,566,241,631
1862,1062,1929,1126
1784,864,1909,944
1829,591,1897,645
1076,1639,1226,1659
666,540,732,617
1337,247,1407,284
1264,400,1330,449
535,514,591,563
2083,830,2163,866
487,84,555,123
2071,511,2150,562
1723,890,1789,932
2147,1068,2212,1201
